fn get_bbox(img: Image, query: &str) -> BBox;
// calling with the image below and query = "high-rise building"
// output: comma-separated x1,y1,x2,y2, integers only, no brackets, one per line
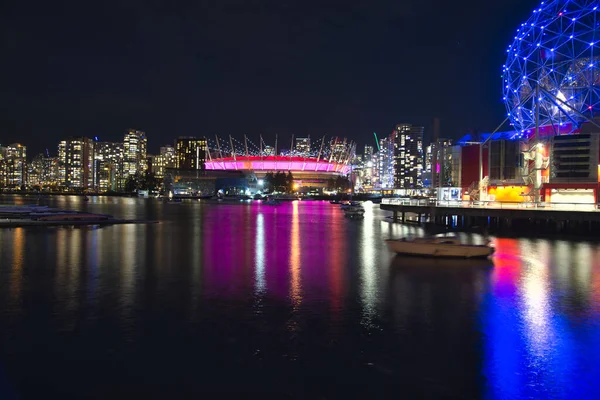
123,129,147,178
175,137,207,170
330,138,348,163
27,154,44,187
95,142,123,192
2,144,27,188
159,146,176,168
149,154,166,180
58,138,95,189
362,145,374,189
42,157,59,188
393,124,424,189
295,137,311,155
263,145,275,156
424,139,453,188
377,137,394,189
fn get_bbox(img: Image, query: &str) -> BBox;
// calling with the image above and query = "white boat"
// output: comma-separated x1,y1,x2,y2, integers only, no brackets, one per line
343,202,365,218
385,236,494,259
340,201,362,210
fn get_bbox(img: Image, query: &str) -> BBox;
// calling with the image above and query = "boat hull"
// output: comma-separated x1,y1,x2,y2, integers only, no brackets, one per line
386,240,494,259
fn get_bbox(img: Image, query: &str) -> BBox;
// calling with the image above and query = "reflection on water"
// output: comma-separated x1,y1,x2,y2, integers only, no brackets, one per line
1,196,600,398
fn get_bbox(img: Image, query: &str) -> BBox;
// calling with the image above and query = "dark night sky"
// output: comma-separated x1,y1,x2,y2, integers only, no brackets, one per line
0,0,538,156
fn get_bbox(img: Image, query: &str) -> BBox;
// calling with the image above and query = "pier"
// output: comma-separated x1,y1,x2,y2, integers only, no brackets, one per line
380,199,600,235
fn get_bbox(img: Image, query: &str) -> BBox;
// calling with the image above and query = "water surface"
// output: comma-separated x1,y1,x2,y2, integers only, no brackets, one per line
1,196,599,399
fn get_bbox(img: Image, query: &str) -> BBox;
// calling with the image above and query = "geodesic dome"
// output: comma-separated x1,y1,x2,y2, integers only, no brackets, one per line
503,0,600,133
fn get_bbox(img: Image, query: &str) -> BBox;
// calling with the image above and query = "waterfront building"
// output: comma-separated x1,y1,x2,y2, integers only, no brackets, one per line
361,145,374,190
159,146,176,168
123,129,147,178
1,143,27,188
377,137,394,190
175,137,207,170
94,141,123,192
425,139,453,188
58,137,95,189
294,137,311,155
27,154,44,188
149,154,166,180
392,124,424,189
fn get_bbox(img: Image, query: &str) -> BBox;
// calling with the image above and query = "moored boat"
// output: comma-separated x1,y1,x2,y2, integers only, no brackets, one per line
385,236,494,259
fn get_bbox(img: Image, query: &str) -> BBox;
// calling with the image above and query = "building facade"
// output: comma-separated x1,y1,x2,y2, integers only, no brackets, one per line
377,137,394,189
95,141,123,192
294,137,311,155
1,144,27,188
392,124,424,189
58,138,95,189
123,129,147,179
175,137,207,170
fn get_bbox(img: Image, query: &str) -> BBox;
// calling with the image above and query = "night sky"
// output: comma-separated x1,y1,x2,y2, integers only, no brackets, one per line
0,0,538,156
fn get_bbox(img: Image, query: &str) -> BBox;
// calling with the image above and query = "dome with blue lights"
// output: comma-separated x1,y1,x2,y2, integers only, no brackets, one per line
503,0,600,134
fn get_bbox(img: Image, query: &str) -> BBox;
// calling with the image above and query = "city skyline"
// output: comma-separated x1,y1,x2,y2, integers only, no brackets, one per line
0,0,537,156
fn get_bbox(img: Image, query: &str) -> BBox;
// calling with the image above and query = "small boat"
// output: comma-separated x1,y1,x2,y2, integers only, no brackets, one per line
83,195,90,202
385,236,494,259
343,202,365,219
330,199,342,204
340,201,362,210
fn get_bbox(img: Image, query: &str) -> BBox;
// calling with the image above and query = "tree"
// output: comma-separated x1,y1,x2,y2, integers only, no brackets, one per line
264,172,275,192
124,174,139,193
273,171,287,192
286,171,294,193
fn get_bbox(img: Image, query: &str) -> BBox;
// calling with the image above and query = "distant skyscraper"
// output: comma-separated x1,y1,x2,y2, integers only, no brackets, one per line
363,145,374,189
175,137,207,170
424,139,452,188
27,154,44,187
294,137,311,155
378,137,394,189
58,138,95,189
263,145,275,156
5,144,27,188
42,156,59,187
393,124,424,189
159,146,176,168
0,144,27,188
95,141,123,191
364,145,374,161
330,137,348,163
123,129,147,178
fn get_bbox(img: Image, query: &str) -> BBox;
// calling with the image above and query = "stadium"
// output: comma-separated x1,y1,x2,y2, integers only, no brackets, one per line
167,135,355,196
205,135,354,188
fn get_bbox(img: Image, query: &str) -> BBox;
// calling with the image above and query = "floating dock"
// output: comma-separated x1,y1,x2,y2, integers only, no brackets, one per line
0,205,157,228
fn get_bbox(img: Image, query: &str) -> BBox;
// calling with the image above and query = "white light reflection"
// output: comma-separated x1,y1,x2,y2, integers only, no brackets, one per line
520,240,553,357
289,201,302,306
360,203,377,324
255,213,266,294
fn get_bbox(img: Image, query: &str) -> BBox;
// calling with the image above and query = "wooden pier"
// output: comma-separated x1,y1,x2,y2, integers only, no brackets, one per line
380,200,600,235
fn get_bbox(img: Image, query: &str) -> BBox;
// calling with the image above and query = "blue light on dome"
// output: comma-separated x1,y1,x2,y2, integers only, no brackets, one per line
503,0,600,132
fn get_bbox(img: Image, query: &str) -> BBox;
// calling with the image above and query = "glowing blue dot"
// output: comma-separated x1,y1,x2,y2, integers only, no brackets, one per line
570,35,574,39
537,43,541,46
592,42,595,46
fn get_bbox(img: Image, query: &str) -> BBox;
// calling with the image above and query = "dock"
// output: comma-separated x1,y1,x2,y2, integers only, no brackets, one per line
0,205,158,228
380,199,600,235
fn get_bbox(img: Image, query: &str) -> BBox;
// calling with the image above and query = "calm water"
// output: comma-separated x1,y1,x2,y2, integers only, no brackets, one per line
1,196,600,399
